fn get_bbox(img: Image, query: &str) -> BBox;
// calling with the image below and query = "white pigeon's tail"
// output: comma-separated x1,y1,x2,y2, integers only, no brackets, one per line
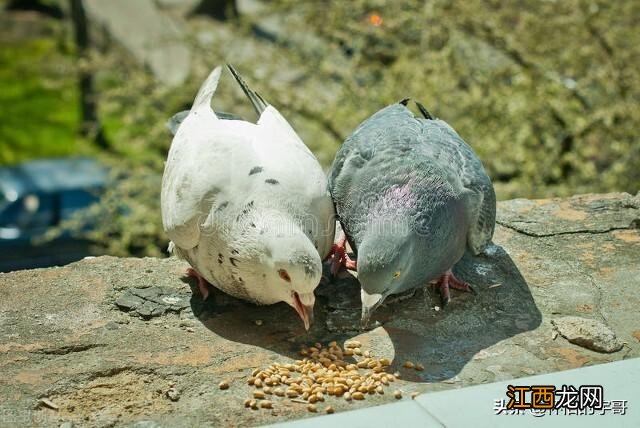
191,66,223,112
227,64,269,117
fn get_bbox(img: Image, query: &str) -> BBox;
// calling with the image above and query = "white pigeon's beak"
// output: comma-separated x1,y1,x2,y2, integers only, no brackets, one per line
361,290,383,327
291,291,315,331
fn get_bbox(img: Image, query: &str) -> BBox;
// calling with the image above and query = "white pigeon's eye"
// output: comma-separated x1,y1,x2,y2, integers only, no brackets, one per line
393,270,401,278
278,269,291,282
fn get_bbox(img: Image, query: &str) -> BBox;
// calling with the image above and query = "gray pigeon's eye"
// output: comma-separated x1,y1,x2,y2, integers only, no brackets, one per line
278,269,291,282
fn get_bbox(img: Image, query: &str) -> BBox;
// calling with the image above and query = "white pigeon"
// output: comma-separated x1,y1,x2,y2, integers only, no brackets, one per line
161,65,335,330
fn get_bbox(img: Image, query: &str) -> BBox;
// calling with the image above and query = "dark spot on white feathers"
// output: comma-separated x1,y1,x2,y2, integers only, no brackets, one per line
236,201,255,222
238,277,244,283
217,253,223,264
278,269,291,282
231,249,239,255
217,201,229,211
249,166,263,175
250,223,256,228
265,178,279,185
229,257,239,267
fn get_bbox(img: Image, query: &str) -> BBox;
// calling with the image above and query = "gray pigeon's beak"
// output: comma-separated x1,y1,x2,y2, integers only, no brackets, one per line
292,291,314,331
360,289,383,328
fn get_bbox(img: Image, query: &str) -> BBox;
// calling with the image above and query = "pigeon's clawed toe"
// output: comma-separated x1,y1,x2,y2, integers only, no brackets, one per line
186,267,211,300
326,233,357,277
434,270,475,307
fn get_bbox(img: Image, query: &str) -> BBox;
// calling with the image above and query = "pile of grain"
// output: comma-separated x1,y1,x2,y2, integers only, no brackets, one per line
227,340,423,414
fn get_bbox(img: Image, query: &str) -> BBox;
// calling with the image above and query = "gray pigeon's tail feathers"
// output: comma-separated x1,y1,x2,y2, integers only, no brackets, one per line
191,66,223,112
166,110,189,135
226,64,268,117
398,98,435,120
415,101,434,120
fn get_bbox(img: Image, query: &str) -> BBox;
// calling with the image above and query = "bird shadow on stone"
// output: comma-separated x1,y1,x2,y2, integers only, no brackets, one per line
184,273,329,359
185,244,541,375
349,244,543,383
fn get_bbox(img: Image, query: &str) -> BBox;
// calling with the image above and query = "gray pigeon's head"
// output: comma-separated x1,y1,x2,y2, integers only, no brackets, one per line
356,217,419,323
355,185,469,325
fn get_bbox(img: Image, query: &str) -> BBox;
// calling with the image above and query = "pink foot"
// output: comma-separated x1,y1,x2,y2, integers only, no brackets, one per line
186,267,211,300
432,269,475,306
325,233,357,276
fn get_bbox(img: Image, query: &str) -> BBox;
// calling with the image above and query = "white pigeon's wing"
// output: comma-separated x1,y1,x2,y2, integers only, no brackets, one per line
226,64,316,162
162,119,260,250
161,66,258,250
162,65,335,257
256,106,316,159
191,66,223,113
308,192,336,258
253,105,336,255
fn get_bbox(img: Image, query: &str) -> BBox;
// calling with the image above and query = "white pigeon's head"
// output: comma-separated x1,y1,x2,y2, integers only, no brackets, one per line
242,213,322,331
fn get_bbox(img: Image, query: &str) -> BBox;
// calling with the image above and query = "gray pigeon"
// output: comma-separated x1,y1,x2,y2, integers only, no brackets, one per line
161,65,336,330
328,100,496,324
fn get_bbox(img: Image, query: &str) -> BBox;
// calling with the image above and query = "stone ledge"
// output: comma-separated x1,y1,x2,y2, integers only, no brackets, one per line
0,193,638,427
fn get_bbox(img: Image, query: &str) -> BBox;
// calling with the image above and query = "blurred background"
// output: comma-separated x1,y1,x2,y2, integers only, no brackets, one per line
0,0,638,272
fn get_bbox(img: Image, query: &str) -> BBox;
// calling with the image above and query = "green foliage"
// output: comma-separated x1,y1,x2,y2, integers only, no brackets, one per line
49,48,190,257
3,0,639,258
0,35,85,164
258,0,640,198
56,166,166,257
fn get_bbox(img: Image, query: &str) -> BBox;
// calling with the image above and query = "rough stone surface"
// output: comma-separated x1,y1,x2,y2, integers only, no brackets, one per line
496,192,640,236
0,193,639,427
115,286,191,319
552,316,623,353
84,0,191,86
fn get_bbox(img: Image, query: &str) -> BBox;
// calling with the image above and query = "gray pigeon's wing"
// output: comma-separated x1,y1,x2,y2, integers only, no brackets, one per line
419,118,496,254
166,110,190,135
330,102,495,255
329,104,420,248
329,103,412,191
